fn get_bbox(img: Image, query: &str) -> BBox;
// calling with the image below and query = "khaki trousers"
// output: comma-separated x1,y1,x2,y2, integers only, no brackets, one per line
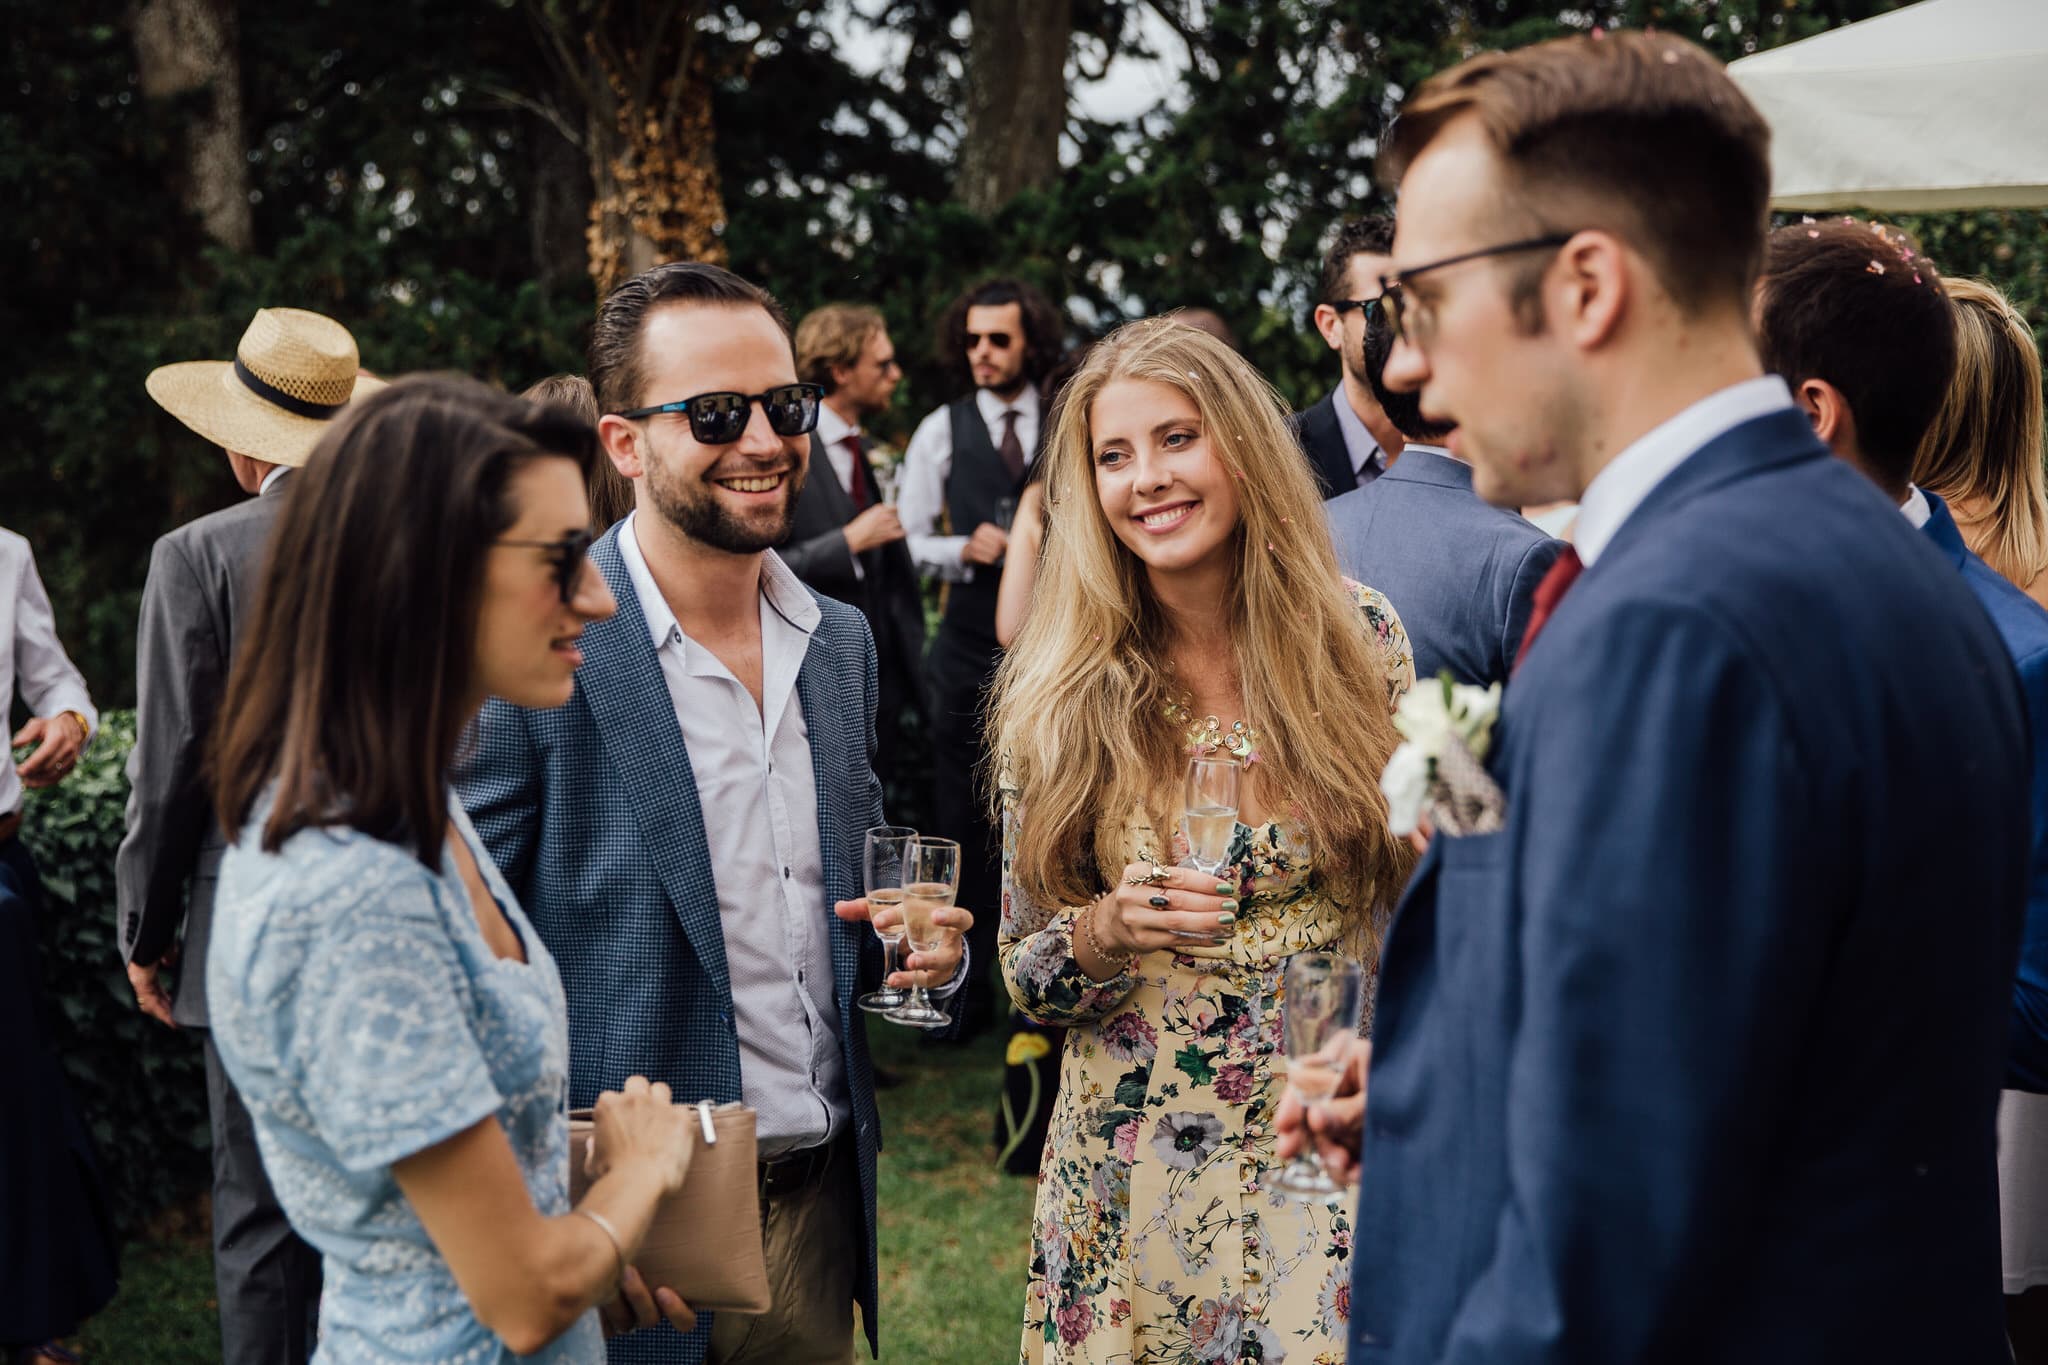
707,1137,860,1365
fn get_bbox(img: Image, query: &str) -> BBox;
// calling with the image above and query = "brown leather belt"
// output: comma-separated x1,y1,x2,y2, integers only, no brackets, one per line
0,808,21,845
756,1135,840,1201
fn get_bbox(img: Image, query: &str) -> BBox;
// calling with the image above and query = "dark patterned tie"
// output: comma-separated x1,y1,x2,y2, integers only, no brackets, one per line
1513,546,1584,676
997,409,1025,483
839,432,868,510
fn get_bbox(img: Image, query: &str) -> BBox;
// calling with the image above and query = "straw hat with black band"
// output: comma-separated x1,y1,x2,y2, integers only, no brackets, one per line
145,308,386,467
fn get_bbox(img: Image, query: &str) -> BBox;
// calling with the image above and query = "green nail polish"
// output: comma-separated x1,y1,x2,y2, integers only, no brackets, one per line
1215,882,1234,895
1148,894,1170,908
1217,911,1237,926
1220,899,1238,913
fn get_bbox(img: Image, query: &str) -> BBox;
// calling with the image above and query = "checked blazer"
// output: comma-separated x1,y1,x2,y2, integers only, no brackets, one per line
459,526,887,1365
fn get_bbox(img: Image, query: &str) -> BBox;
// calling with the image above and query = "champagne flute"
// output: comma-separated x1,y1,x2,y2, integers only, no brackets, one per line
1264,952,1364,1201
887,836,960,1028
1182,755,1242,879
857,825,918,1014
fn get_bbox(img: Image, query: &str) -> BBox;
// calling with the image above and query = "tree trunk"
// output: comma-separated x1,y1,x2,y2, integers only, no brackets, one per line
958,0,1072,217
131,0,251,252
532,1,730,298
528,113,590,294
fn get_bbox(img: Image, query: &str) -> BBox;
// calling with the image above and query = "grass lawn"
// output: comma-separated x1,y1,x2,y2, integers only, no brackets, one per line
76,1020,1037,1362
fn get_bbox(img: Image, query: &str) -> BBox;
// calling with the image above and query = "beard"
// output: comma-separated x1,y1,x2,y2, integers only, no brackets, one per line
644,443,807,554
1359,316,1456,444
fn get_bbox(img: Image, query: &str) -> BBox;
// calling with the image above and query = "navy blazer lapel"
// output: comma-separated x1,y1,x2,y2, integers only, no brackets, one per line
793,621,866,1003
1595,408,1827,571
576,530,734,1004
1920,492,1974,571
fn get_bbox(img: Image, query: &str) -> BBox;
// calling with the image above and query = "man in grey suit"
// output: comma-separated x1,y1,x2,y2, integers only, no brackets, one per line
1326,286,1565,686
1295,215,1409,499
119,308,381,1364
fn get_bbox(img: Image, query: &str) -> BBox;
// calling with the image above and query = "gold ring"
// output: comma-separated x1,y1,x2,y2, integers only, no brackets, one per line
1125,863,1169,888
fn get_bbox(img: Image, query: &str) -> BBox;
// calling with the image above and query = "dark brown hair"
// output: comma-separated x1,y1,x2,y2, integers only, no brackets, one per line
1318,215,1395,307
1757,219,1957,492
1381,30,1771,318
588,261,791,416
211,374,599,868
934,277,1065,392
522,372,631,533
794,303,887,394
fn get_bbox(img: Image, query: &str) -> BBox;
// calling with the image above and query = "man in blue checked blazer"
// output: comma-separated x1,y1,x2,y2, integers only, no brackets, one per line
1282,35,2028,1365
461,263,970,1365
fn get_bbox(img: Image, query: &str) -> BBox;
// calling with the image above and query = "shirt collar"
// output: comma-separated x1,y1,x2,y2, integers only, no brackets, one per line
1329,385,1385,479
616,511,821,657
258,465,291,496
975,384,1039,428
815,403,860,448
1574,375,1794,567
1900,483,1932,529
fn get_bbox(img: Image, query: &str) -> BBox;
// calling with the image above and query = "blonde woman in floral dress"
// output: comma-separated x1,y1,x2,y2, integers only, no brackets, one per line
989,319,1415,1365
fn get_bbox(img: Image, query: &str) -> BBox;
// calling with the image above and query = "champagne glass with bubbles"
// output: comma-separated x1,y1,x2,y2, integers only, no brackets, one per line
1182,756,1241,880
857,826,918,1014
887,837,960,1028
1264,952,1364,1201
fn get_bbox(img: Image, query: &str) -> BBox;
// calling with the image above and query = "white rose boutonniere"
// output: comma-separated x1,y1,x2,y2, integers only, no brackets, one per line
1380,673,1506,837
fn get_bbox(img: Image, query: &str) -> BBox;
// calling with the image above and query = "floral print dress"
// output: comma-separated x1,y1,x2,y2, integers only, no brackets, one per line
1000,583,1413,1365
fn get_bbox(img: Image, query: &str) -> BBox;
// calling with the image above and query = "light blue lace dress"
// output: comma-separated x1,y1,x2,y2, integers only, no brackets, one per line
207,793,600,1363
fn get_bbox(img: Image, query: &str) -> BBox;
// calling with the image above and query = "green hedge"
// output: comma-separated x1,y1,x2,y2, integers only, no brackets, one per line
20,709,212,1231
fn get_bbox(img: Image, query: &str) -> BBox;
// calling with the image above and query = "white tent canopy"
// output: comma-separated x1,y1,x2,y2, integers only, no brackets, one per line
1727,0,2048,212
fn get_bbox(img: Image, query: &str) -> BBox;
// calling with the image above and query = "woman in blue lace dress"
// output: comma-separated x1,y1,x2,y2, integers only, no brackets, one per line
206,376,695,1361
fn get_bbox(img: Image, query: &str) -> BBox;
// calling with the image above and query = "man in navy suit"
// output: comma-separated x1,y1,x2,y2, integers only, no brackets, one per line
1280,32,2029,1363
1294,215,1408,498
1325,280,1564,684
1756,217,2048,1096
460,263,971,1365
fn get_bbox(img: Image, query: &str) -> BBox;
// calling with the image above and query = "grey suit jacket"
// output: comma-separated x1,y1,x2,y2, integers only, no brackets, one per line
117,476,290,1026
1325,446,1564,687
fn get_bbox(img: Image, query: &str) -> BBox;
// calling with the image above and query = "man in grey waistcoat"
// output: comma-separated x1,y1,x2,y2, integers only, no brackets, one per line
119,308,382,1364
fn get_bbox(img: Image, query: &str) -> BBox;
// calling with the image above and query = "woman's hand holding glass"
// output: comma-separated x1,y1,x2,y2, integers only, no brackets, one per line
1085,863,1239,970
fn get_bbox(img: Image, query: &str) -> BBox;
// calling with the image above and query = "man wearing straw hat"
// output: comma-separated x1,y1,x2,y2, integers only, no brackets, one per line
118,307,381,1365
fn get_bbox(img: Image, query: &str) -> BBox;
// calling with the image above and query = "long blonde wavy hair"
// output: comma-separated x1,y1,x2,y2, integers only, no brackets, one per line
987,319,1413,930
1914,278,2048,591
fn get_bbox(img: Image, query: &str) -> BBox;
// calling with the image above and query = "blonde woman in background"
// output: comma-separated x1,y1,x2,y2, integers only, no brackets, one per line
990,320,1415,1363
1914,278,2048,609
1913,279,2048,1360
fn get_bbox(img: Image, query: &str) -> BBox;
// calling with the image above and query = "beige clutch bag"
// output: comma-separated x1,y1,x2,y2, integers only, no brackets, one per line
567,1100,772,1315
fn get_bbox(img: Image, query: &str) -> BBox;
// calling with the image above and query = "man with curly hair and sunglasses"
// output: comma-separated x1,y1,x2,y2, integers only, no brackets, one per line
462,261,975,1365
896,276,1067,1039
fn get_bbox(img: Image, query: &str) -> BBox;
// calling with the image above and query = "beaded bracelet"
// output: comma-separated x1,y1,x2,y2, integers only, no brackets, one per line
1079,896,1134,973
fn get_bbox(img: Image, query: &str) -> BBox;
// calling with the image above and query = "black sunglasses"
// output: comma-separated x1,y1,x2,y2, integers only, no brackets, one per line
496,528,595,603
966,331,1015,350
1378,233,1576,344
615,383,823,445
1331,296,1384,318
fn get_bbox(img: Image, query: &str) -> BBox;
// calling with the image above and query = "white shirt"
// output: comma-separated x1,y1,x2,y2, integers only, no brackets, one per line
1901,484,1933,529
1574,376,1795,567
259,464,291,496
618,515,847,1156
1331,384,1389,482
898,385,1042,581
814,404,868,582
1,528,97,817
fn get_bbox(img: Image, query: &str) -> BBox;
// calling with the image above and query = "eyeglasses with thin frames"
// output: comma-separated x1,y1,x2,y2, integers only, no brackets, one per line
494,528,595,603
615,383,823,446
1377,233,1577,346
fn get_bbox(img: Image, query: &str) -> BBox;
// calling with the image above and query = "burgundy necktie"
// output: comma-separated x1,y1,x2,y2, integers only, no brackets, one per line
1513,546,1584,675
839,433,868,510
997,409,1025,483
